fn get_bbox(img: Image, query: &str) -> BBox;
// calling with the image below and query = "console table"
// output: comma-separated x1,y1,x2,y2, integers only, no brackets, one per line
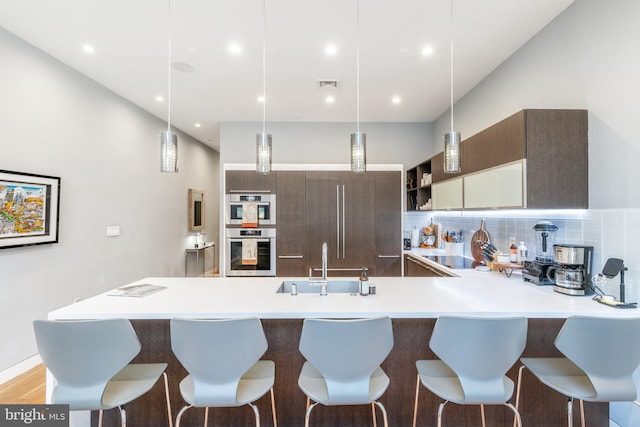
184,242,215,277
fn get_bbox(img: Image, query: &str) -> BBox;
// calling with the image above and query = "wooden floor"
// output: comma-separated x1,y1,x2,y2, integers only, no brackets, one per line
0,364,45,404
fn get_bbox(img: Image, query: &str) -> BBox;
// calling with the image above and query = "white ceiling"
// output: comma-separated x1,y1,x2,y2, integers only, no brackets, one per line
0,0,573,151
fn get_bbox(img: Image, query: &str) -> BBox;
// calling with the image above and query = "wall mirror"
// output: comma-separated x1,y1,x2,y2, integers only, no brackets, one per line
188,189,205,231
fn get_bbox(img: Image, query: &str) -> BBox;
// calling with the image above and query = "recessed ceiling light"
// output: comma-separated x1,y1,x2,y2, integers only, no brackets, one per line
257,96,265,103
155,95,164,102
82,44,95,54
195,123,201,128
229,43,242,55
325,44,337,56
326,96,335,104
421,45,434,56
392,96,402,104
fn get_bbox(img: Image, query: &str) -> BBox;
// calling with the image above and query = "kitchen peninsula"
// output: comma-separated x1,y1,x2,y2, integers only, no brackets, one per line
49,274,637,427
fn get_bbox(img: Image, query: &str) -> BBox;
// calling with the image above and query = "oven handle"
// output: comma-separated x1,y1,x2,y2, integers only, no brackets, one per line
228,238,272,243
228,190,272,193
278,255,304,259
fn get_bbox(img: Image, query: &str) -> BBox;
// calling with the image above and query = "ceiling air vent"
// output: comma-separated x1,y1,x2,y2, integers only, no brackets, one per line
317,80,339,89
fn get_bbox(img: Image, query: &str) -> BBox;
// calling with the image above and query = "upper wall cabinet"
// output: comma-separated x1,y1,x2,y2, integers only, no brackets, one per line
463,160,524,209
225,170,275,193
432,177,463,210
413,109,588,210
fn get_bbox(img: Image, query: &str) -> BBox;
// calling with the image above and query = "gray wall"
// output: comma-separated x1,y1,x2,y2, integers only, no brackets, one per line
220,121,433,168
0,27,219,372
434,0,640,209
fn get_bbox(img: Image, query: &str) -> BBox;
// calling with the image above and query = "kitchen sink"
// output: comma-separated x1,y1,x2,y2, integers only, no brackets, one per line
276,280,361,294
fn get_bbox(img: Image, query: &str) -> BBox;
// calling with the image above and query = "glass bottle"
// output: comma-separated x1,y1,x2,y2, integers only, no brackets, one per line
509,237,517,263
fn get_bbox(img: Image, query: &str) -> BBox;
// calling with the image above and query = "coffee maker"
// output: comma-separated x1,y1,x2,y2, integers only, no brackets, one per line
547,244,594,296
522,221,558,285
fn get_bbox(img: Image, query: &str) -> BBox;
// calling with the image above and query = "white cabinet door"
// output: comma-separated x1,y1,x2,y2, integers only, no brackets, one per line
432,177,463,210
463,160,524,209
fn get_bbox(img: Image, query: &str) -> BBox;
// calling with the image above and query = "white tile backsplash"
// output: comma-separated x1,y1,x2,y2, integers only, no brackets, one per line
404,208,640,303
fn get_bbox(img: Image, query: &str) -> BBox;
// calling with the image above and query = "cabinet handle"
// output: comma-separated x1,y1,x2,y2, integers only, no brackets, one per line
278,255,304,259
342,184,346,259
336,185,340,259
378,255,400,258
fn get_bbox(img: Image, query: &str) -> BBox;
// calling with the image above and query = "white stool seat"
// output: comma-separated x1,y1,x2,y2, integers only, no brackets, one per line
520,357,596,400
298,362,390,404
416,359,515,405
178,360,275,407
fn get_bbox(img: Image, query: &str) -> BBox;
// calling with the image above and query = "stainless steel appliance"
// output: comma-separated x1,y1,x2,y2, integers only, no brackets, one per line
522,221,558,286
225,228,276,276
547,244,594,296
225,193,276,226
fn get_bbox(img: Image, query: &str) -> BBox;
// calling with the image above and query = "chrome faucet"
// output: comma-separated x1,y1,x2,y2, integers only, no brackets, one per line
308,243,329,295
321,242,328,281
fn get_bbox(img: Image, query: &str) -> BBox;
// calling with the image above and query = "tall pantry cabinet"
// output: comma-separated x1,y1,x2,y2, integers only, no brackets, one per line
274,170,402,277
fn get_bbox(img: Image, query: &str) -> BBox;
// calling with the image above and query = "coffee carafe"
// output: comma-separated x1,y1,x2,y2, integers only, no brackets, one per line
548,244,594,296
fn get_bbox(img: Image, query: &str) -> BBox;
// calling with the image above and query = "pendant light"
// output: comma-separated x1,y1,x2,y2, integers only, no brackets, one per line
443,0,461,174
256,0,272,174
161,0,178,173
350,0,366,173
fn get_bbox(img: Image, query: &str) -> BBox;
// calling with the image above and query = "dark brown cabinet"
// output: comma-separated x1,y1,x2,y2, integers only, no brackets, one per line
404,254,453,277
305,171,376,277
274,171,306,276
225,170,275,193
226,169,402,277
375,172,402,276
419,109,588,210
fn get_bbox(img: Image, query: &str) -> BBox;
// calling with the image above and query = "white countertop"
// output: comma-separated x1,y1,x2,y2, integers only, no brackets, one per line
49,270,639,320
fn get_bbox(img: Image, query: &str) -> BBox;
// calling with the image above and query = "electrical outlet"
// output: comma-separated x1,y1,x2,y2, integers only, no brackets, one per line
106,225,120,237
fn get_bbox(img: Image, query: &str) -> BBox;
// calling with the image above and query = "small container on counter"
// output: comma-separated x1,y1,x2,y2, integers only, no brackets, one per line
517,241,528,265
359,267,369,296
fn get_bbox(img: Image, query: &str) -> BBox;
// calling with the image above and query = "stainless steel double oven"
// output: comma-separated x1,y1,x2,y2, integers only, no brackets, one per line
224,193,276,276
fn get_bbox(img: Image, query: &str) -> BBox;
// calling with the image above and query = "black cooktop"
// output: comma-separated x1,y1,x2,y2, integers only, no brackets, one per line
423,255,476,269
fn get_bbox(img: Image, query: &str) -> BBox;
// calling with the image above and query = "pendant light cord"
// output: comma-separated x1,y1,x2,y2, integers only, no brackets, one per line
449,0,454,133
356,0,361,134
262,0,267,135
167,0,172,133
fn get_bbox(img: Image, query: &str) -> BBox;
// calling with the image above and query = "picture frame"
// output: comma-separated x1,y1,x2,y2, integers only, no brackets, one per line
0,170,61,249
188,189,205,231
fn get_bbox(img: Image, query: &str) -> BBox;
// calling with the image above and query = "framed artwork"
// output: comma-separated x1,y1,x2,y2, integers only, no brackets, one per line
188,189,205,231
0,170,61,249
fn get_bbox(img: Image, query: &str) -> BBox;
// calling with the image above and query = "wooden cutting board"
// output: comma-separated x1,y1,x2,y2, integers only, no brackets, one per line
470,219,491,261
